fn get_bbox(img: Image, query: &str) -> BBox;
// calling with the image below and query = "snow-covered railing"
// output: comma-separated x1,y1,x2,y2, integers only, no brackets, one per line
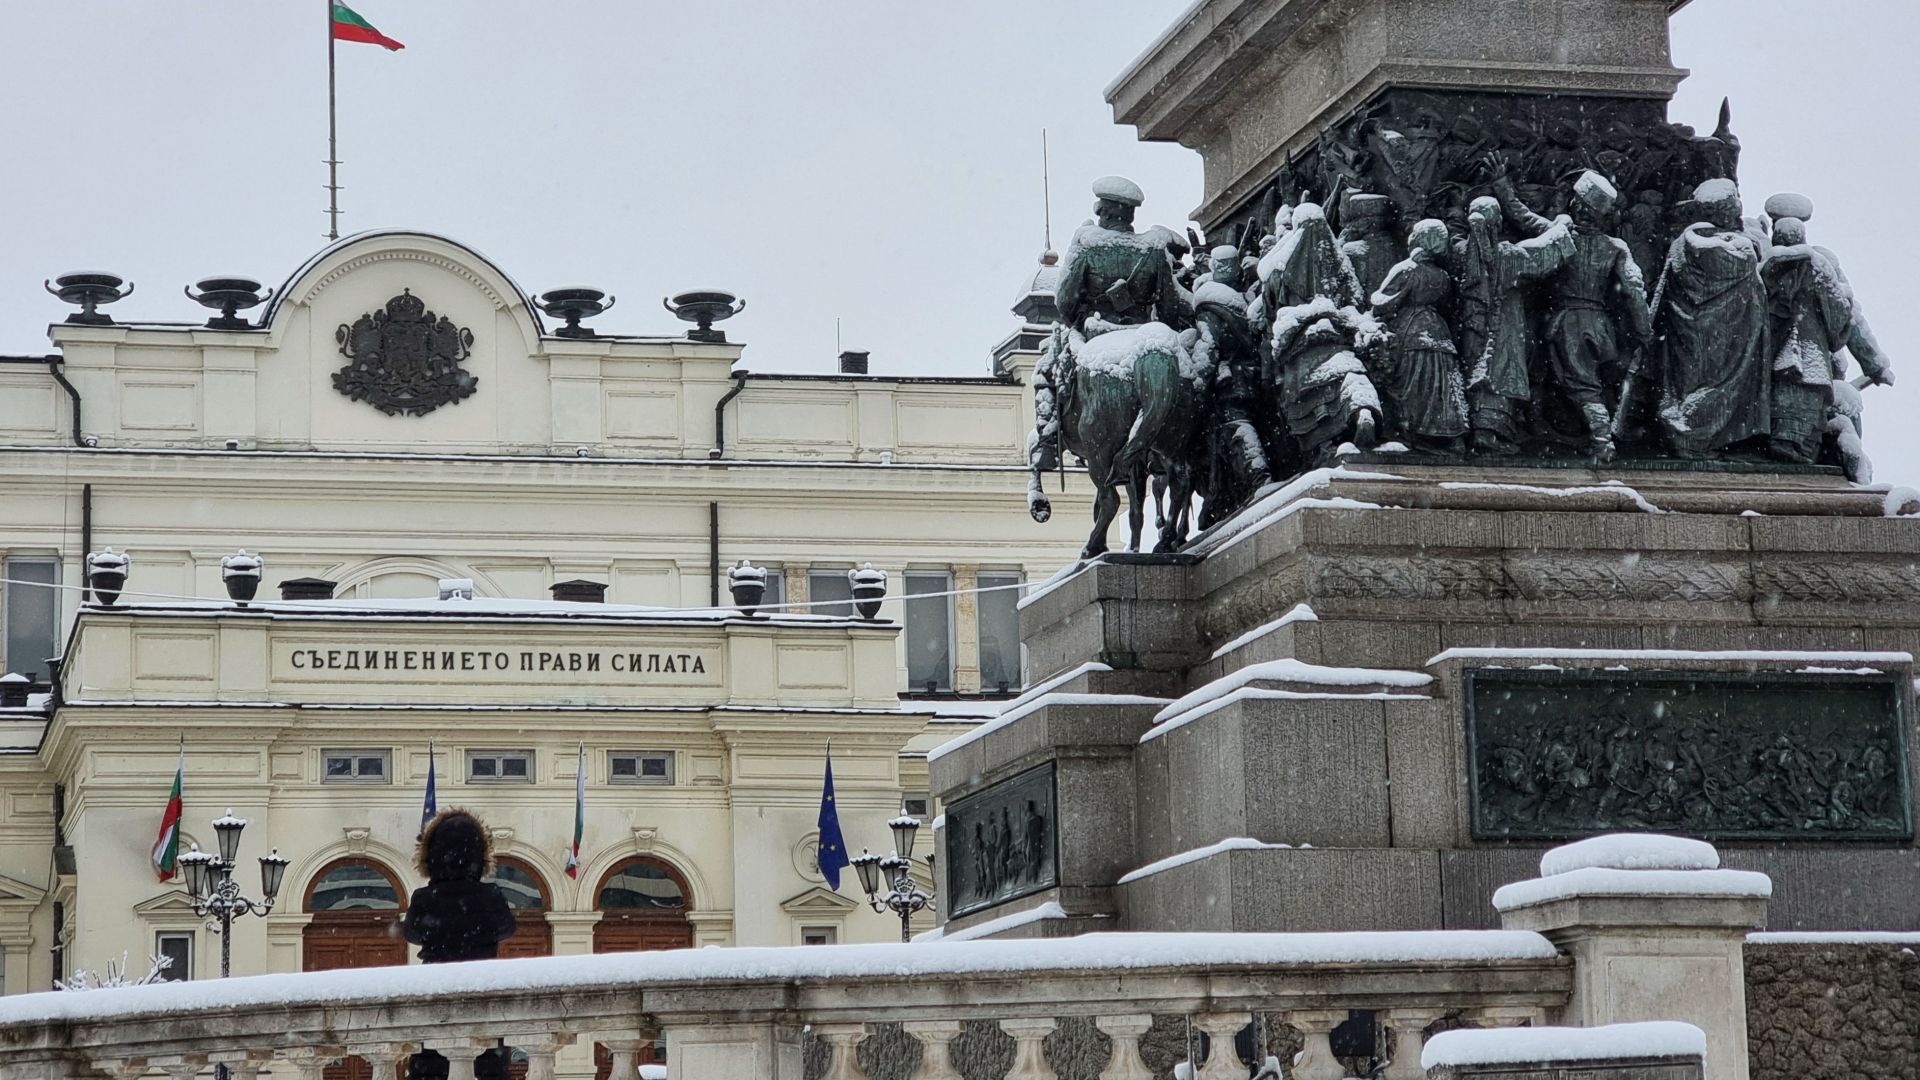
0,931,1572,1080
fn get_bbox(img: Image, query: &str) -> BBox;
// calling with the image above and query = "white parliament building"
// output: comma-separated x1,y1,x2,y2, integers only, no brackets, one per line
0,230,1083,1018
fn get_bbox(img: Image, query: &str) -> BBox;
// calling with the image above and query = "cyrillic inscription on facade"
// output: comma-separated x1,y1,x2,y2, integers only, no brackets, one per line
273,642,720,685
1468,669,1911,841
943,763,1057,919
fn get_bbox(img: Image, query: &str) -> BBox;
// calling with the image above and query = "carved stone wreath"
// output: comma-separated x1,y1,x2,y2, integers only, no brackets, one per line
332,289,478,417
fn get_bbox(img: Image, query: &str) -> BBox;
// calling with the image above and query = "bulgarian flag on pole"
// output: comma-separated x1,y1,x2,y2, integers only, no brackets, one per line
152,744,185,882
331,2,405,51
564,741,585,879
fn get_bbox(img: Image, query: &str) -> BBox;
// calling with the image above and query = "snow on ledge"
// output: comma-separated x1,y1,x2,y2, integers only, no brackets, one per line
1437,480,1668,514
1152,659,1432,723
926,659,1160,763
1119,838,1289,884
1141,687,1428,743
1539,834,1719,877
935,901,1070,942
1748,931,1920,945
0,930,1561,1026
1209,604,1317,661
1493,867,1772,911
1186,467,1402,557
1431,647,1913,667
1422,1021,1705,1070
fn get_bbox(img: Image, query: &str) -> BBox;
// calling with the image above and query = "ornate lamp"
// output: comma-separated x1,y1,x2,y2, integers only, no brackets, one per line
258,848,290,902
851,850,883,896
211,809,247,864
663,290,745,343
45,271,134,325
535,287,617,339
888,815,921,859
85,549,129,605
179,845,215,899
184,277,272,330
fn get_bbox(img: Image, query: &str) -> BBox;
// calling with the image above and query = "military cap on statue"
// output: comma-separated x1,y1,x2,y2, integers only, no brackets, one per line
1091,175,1145,207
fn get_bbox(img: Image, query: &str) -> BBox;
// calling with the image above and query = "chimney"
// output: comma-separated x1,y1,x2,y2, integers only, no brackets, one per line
838,350,870,375
278,577,336,601
550,579,608,603
0,674,29,708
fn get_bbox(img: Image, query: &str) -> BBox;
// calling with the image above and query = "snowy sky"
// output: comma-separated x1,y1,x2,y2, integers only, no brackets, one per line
0,0,1914,478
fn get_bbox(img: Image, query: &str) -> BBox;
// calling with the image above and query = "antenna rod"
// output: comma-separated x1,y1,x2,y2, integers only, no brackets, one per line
326,0,340,241
1042,128,1052,251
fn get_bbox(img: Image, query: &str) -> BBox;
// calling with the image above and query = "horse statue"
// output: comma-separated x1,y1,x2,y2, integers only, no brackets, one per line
1027,177,1209,558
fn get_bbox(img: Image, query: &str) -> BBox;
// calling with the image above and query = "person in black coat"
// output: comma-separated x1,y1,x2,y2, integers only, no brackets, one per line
401,808,520,1080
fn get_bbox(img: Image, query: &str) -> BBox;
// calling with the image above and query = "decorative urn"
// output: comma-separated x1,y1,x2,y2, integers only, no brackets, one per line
45,271,135,325
534,287,617,339
662,290,746,343
86,548,130,605
222,550,264,605
728,560,767,616
848,563,888,620
185,277,273,330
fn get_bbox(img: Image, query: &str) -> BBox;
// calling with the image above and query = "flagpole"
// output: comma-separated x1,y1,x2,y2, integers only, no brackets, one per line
326,0,340,241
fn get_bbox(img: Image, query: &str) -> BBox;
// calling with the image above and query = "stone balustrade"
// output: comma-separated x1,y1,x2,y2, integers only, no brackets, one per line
0,931,1573,1080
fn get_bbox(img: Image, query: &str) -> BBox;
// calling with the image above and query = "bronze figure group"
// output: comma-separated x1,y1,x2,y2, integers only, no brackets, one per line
1028,98,1895,555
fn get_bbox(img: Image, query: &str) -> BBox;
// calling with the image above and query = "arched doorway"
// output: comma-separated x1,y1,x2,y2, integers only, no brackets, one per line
593,858,692,1078
487,856,552,958
303,858,407,1080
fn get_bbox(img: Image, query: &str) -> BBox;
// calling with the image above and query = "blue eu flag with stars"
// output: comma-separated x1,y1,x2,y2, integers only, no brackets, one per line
817,744,850,890
420,741,438,833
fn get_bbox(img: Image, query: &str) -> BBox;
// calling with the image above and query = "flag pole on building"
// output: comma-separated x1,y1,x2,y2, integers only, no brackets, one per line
420,738,438,833
816,739,850,891
152,737,185,882
325,2,405,241
565,741,585,879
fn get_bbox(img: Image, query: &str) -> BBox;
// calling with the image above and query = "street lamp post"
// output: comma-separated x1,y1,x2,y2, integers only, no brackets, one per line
178,809,290,1080
850,815,935,942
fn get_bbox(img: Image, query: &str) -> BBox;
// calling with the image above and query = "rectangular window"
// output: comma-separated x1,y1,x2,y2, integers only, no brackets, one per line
903,795,930,818
801,926,837,946
609,751,674,785
467,750,533,783
807,569,855,617
976,572,1025,692
762,570,785,614
2,557,60,685
322,750,390,783
904,572,953,692
155,933,191,982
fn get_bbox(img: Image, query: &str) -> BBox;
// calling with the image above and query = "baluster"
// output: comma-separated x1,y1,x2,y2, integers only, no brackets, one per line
1193,1014,1247,1080
350,1043,421,1080
901,1020,964,1080
1282,1010,1346,1080
816,1024,870,1080
603,1038,650,1080
1380,1008,1446,1080
509,1033,576,1080
1000,1019,1058,1080
424,1040,492,1080
1094,1014,1155,1080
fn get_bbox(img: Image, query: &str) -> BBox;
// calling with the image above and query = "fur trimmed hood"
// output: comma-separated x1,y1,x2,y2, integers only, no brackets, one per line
415,807,493,882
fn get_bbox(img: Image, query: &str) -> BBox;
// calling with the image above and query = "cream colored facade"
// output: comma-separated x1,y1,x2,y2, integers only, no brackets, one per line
0,599,948,1003
0,229,1081,697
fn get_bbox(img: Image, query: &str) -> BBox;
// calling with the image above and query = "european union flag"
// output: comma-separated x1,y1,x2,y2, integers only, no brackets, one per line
421,741,438,833
816,744,850,890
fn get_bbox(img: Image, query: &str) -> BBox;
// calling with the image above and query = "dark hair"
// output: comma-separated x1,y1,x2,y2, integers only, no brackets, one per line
415,808,492,882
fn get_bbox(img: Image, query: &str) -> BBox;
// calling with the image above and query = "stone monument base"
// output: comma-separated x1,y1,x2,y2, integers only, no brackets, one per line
931,462,1920,939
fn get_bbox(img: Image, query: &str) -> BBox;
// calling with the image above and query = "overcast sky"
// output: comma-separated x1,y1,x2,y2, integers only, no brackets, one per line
1,1,1915,479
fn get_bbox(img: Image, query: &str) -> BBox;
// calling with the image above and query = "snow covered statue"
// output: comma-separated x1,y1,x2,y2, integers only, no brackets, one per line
1029,176,1209,558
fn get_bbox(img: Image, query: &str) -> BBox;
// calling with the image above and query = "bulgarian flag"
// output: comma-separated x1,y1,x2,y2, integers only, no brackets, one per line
151,746,184,882
331,3,405,51
564,742,585,879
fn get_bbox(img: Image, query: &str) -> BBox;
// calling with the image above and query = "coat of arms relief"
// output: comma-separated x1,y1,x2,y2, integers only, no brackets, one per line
332,289,478,417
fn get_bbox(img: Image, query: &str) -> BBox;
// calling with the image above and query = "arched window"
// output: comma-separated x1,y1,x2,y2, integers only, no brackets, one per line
305,858,404,912
596,858,689,911
487,857,549,911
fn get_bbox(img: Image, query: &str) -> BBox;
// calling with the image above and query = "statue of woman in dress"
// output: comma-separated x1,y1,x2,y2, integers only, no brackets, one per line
1369,219,1467,452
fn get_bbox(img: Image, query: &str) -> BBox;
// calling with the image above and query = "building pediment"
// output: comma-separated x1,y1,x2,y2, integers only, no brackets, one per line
130,890,198,916
779,886,858,915
0,871,47,905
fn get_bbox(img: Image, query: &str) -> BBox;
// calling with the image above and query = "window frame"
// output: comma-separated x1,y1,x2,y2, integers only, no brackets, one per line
2,555,61,684
154,931,192,982
975,570,1026,693
320,749,392,784
466,749,535,785
903,570,956,693
800,925,838,946
806,568,855,617
609,750,675,786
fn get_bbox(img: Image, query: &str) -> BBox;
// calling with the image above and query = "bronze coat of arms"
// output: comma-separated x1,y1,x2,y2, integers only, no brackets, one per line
332,289,479,417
